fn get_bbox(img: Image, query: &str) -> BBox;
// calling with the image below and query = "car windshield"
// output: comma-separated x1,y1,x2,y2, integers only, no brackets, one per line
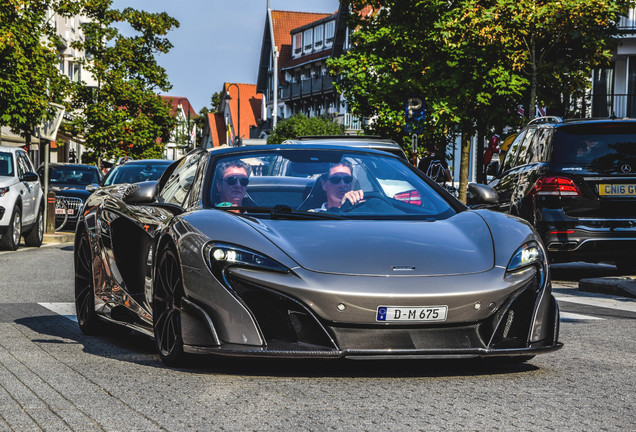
205,149,457,220
49,165,99,186
552,124,636,167
103,161,171,185
0,152,14,177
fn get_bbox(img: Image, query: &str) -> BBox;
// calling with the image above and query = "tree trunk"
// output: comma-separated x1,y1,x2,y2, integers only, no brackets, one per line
458,129,471,204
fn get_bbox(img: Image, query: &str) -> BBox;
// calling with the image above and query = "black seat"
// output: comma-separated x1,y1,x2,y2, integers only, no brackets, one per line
297,178,326,211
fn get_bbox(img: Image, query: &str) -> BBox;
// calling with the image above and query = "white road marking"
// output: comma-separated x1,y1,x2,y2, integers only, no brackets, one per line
559,312,604,322
39,302,77,322
554,293,636,313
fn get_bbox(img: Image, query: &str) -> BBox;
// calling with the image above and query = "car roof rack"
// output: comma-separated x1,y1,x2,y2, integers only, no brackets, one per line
527,116,563,126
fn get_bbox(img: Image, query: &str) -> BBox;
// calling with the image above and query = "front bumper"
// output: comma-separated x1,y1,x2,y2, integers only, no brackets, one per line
181,268,562,359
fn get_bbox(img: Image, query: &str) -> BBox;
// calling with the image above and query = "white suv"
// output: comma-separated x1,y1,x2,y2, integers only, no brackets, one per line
0,145,44,250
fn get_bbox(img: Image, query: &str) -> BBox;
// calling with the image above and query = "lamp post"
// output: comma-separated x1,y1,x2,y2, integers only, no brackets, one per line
224,83,241,146
176,97,192,152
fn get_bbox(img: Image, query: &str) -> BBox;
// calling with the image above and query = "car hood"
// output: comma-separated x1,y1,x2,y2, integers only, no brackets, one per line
0,176,16,188
242,211,494,276
50,186,92,199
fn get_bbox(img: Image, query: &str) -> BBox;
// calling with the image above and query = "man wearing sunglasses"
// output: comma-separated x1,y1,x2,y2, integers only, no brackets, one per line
315,161,364,211
216,160,251,207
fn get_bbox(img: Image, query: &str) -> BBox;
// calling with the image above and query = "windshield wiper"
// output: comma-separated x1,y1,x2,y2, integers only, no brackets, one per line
218,205,342,220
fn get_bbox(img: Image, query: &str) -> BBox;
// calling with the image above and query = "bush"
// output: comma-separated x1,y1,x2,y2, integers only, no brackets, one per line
266,114,344,144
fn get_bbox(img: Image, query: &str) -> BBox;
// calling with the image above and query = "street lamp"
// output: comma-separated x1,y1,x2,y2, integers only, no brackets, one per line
224,83,241,146
176,97,192,151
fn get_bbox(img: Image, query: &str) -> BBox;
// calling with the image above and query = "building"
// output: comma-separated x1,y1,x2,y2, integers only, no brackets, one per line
256,7,363,137
591,9,636,118
201,83,263,149
161,96,197,160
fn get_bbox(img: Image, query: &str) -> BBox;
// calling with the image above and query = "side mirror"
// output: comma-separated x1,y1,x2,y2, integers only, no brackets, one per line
123,181,159,204
20,171,39,182
467,182,499,207
485,161,499,176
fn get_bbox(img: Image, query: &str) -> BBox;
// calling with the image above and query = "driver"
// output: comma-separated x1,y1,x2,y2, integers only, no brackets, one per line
215,160,251,207
313,161,364,211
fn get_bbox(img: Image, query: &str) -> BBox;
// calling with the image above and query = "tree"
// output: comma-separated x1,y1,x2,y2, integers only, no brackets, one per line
68,0,179,163
329,0,630,202
195,91,222,145
267,114,344,144
0,0,76,145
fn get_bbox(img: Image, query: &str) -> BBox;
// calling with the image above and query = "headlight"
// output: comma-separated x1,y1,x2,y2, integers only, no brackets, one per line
506,242,547,287
205,242,289,282
0,186,9,197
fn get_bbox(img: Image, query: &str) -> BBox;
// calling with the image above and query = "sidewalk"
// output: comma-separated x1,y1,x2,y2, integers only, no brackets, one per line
42,231,75,244
579,276,636,299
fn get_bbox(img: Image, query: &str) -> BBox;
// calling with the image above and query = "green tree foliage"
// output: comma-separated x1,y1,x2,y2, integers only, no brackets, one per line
266,114,344,144
329,0,630,201
195,91,222,145
0,0,76,143
68,0,179,162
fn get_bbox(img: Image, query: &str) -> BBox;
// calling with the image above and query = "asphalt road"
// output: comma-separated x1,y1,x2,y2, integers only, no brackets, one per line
0,243,634,431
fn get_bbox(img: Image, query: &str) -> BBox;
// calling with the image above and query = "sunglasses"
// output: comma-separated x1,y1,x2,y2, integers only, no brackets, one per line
328,175,353,185
223,176,249,186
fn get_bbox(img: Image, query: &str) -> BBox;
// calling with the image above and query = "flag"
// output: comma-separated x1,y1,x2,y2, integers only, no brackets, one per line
517,105,525,117
536,106,547,117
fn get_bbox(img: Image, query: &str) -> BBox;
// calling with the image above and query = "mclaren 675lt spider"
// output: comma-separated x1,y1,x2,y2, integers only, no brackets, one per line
74,145,562,366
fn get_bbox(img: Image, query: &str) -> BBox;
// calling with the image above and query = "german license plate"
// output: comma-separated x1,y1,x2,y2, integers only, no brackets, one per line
55,208,74,215
598,184,636,196
376,306,448,322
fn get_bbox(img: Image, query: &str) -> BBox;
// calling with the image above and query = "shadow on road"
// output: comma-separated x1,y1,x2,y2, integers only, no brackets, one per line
14,314,541,377
550,262,620,281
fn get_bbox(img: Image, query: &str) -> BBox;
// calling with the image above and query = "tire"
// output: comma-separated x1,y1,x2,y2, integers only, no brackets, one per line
24,206,44,247
75,231,102,334
0,207,22,251
153,244,187,367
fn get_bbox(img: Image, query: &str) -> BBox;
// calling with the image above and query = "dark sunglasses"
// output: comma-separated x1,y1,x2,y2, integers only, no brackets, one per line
223,176,249,186
328,175,353,185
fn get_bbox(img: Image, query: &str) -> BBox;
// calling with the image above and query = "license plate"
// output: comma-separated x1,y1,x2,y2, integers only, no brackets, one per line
598,184,636,197
55,208,74,215
376,306,448,322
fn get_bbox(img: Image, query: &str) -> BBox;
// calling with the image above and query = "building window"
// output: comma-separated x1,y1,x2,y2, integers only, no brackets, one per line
293,33,301,56
314,25,324,49
303,29,313,53
325,20,335,45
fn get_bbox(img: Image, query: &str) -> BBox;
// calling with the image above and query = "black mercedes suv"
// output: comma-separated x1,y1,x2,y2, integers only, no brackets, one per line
488,117,636,272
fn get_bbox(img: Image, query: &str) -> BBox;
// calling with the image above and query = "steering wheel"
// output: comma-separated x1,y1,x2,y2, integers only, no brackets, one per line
339,191,386,212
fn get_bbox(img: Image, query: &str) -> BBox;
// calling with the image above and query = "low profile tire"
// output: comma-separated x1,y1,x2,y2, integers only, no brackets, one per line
0,207,21,251
24,207,44,247
75,231,102,334
153,244,187,367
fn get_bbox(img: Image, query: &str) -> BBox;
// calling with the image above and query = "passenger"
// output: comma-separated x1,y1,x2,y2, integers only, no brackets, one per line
215,160,251,207
313,161,364,211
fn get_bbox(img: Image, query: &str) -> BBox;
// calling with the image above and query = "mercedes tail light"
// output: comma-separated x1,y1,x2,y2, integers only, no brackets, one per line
393,190,422,205
533,177,582,197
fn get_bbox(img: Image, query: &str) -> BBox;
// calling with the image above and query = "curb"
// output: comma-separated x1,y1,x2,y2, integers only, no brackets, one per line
579,277,636,299
43,232,75,244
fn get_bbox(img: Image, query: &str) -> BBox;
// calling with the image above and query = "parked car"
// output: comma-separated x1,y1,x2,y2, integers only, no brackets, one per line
487,116,636,272
37,163,101,230
74,145,561,367
100,159,172,186
0,145,44,250
281,135,408,160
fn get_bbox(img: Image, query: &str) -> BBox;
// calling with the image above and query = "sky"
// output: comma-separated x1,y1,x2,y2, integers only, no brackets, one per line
112,0,340,112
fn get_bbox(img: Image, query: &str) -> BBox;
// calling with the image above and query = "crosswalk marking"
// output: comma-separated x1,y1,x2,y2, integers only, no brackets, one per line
39,302,77,322
554,293,636,313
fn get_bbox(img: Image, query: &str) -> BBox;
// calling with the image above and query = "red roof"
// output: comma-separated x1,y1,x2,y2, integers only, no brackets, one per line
161,95,197,118
224,83,262,141
271,10,333,69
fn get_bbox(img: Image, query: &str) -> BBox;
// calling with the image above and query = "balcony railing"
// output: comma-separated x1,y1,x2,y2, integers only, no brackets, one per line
591,93,636,118
279,76,337,101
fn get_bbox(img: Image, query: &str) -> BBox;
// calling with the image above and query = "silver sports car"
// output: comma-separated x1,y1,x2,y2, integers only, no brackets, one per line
74,145,562,366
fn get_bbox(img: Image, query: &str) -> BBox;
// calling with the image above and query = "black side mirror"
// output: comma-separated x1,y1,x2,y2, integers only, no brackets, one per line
20,171,39,182
466,182,499,207
123,181,159,204
486,161,499,176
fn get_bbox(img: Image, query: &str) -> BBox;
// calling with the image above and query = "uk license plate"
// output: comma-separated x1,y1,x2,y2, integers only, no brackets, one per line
598,184,636,197
376,306,448,322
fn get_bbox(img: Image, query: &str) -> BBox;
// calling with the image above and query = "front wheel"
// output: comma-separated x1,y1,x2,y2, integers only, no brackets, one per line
0,207,21,251
153,244,187,366
75,231,102,334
